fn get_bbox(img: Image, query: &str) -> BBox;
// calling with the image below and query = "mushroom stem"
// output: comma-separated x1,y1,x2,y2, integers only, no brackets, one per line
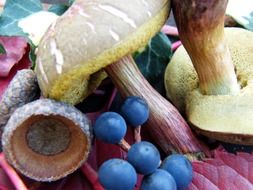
105,55,209,155
172,0,240,95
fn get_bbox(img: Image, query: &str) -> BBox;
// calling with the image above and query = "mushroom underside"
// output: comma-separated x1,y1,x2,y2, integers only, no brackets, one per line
165,27,253,144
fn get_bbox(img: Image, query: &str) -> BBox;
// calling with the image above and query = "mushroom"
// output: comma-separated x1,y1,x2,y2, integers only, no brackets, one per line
0,69,39,132
2,99,92,181
165,0,253,144
35,0,209,154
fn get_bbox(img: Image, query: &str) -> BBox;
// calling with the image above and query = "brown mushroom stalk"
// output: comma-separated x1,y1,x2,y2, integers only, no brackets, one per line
165,0,253,144
106,55,209,154
172,0,240,95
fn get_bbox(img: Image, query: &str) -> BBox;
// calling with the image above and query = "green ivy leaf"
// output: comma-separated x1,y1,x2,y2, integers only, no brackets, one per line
41,0,73,6
226,0,253,31
134,32,172,95
0,0,42,36
48,4,69,15
0,44,6,54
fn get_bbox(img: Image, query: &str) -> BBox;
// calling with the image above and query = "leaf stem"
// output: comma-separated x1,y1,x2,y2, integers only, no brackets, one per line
80,163,104,190
172,41,182,51
161,25,179,36
0,153,28,190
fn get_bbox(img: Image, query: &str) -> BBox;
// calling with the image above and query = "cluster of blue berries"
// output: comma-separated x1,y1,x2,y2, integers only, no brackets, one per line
93,96,193,190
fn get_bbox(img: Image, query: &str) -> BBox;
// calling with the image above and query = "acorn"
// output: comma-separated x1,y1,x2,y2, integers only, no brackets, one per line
2,99,92,181
0,69,40,130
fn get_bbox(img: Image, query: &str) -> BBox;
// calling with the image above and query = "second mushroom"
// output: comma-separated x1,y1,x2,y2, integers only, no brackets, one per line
165,0,253,144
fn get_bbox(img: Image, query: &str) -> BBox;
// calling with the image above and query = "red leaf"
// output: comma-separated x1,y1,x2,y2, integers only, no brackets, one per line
0,37,27,77
0,45,31,100
188,150,253,190
0,168,15,190
36,172,93,190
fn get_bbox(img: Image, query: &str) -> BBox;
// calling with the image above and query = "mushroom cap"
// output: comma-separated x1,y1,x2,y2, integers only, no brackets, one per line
2,99,92,181
164,27,253,144
0,69,39,130
35,0,170,105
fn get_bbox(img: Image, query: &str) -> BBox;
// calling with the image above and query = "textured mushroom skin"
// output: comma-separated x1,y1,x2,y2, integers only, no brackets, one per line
0,69,40,130
172,0,239,95
164,28,253,144
2,99,92,181
35,0,170,105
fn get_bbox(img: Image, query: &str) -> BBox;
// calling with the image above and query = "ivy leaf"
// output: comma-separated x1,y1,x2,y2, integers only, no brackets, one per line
41,0,74,6
0,0,42,36
48,4,69,15
46,0,73,15
188,149,253,190
134,32,172,95
0,44,6,54
226,0,253,31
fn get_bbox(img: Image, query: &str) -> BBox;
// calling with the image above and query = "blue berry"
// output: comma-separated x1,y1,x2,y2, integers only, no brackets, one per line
94,112,127,144
127,141,160,175
141,169,177,190
98,159,137,190
120,96,149,127
160,154,193,190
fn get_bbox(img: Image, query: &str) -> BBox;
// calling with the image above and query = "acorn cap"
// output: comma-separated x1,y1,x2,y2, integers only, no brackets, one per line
0,69,39,130
35,0,170,105
2,99,92,181
164,28,253,144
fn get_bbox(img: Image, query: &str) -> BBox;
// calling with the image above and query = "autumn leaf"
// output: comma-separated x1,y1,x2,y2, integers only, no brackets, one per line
0,36,27,77
0,37,30,99
188,149,253,190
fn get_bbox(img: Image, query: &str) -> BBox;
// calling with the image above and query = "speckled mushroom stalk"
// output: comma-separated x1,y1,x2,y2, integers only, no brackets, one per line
106,55,209,155
172,0,240,95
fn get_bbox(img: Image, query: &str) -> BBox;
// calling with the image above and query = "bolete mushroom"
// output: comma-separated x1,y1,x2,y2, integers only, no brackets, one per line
35,0,209,155
165,0,253,144
2,99,92,181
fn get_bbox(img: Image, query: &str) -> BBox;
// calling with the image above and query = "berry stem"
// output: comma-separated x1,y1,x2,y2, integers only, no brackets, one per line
80,162,104,190
118,139,131,152
0,153,28,190
105,55,210,155
172,0,239,95
134,126,142,143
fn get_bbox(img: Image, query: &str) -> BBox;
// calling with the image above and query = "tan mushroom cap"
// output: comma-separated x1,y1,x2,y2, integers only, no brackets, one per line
164,27,253,144
35,0,170,105
2,99,92,181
